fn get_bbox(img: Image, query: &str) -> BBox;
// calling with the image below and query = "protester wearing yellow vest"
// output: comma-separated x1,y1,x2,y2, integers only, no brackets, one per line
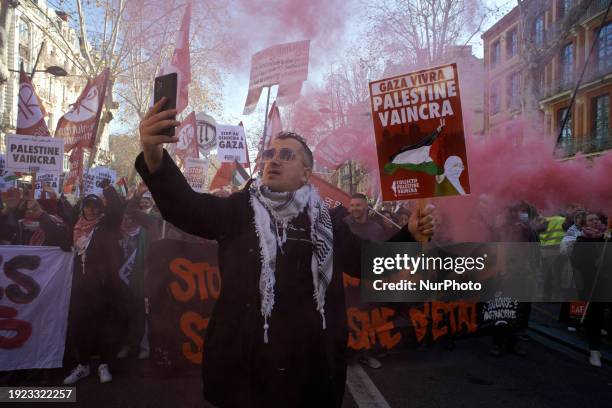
539,215,568,300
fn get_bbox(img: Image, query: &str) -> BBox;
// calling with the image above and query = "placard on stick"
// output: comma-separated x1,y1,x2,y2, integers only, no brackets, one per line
5,134,64,174
369,63,470,201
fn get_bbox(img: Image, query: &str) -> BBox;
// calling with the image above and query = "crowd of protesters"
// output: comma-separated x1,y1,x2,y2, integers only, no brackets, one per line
0,177,610,392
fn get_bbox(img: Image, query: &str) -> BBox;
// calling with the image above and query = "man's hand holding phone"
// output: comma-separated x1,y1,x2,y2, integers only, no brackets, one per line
139,97,180,173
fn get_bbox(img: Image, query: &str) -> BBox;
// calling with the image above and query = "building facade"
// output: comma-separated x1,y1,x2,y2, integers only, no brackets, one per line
482,0,611,157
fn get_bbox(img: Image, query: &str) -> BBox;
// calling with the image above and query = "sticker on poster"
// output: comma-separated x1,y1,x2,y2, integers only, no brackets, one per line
369,63,470,201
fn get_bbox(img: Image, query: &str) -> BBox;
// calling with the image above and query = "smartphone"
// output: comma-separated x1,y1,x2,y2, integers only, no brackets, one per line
153,72,178,137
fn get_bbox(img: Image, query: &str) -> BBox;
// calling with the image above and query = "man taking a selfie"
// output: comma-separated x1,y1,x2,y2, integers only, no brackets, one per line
135,97,435,407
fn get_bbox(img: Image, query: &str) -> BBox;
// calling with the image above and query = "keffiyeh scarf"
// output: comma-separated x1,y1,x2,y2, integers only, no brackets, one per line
249,178,334,343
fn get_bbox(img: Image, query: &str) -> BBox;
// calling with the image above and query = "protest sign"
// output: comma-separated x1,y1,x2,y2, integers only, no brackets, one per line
369,63,470,201
56,68,110,151
0,246,74,369
175,111,199,163
196,112,217,154
309,174,351,209
5,134,64,174
216,124,248,164
83,166,117,196
243,40,310,114
0,154,17,192
184,158,208,193
34,173,60,198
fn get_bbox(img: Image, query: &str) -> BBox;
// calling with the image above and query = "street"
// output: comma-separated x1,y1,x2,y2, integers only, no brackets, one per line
15,332,610,408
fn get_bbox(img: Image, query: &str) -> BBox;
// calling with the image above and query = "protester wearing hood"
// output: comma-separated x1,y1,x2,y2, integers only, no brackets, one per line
570,212,610,367
116,184,162,360
136,99,435,408
64,181,128,385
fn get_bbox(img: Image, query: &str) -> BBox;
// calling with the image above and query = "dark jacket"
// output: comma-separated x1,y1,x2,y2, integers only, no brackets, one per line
136,151,413,408
571,235,610,301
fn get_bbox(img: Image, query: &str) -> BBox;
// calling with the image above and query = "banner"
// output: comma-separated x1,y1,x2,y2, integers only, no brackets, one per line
34,173,60,199
369,63,470,201
146,239,494,370
56,68,110,151
5,134,64,174
216,124,248,164
16,68,50,137
175,111,199,163
160,2,191,113
83,166,116,197
0,154,17,192
0,246,74,370
243,40,310,114
184,157,208,193
310,174,351,208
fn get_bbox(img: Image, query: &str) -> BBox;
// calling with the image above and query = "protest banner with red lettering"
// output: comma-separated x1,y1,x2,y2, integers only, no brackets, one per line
369,63,470,201
146,239,485,370
16,68,50,137
175,111,199,163
243,40,310,114
56,68,110,151
0,246,74,369
184,158,208,193
5,134,64,174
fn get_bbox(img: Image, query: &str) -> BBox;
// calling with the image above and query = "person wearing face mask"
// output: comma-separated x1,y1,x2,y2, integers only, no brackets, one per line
116,183,162,360
64,180,128,385
570,212,610,367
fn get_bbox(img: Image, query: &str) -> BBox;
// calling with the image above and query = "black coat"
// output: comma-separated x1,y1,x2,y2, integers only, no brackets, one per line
136,151,413,407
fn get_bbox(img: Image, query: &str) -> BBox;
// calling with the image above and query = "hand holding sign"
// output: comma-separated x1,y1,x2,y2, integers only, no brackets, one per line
139,97,181,173
408,203,435,243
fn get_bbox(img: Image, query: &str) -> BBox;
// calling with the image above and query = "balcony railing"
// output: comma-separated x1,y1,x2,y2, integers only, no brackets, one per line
543,0,609,48
557,129,612,157
540,59,612,100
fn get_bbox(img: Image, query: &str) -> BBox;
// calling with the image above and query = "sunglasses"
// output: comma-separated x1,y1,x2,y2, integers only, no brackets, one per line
262,147,296,162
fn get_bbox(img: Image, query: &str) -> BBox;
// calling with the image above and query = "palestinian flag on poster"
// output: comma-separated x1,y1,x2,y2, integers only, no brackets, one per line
384,123,445,176
115,177,129,197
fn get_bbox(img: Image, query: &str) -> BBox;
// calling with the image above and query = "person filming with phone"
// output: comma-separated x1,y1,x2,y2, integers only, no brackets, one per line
135,96,436,407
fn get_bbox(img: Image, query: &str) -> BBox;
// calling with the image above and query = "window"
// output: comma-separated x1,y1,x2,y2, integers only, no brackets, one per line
534,14,545,47
490,84,501,114
491,41,501,65
557,108,572,149
507,29,518,58
597,22,612,73
592,94,610,149
559,0,573,19
507,72,520,108
18,19,31,71
561,43,574,85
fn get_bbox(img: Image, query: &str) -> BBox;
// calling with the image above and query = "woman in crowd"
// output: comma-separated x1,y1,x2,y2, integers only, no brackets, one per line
64,181,128,385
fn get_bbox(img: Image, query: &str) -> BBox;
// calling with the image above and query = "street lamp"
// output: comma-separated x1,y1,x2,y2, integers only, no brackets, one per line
8,65,68,77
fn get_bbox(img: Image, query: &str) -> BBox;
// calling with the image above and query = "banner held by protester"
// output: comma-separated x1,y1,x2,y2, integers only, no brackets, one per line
5,134,64,174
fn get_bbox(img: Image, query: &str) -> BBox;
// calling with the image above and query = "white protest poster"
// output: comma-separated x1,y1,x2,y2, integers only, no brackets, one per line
34,173,60,199
196,112,217,155
184,158,208,193
83,167,117,197
216,125,248,164
0,246,74,370
0,154,17,192
5,134,64,174
243,40,310,114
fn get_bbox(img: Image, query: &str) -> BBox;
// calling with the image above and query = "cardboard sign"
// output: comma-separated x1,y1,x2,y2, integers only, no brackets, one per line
83,166,116,197
34,173,60,199
5,134,64,174
369,63,470,201
184,158,208,193
216,125,248,164
243,40,310,114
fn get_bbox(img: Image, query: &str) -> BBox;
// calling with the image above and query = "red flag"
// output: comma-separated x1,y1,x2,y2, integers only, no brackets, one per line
209,162,235,191
63,147,84,193
254,102,283,173
56,68,110,152
309,174,351,208
16,68,50,136
175,111,199,163
163,2,191,114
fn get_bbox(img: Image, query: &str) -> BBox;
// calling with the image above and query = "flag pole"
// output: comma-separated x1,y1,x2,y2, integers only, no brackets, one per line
257,86,272,175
